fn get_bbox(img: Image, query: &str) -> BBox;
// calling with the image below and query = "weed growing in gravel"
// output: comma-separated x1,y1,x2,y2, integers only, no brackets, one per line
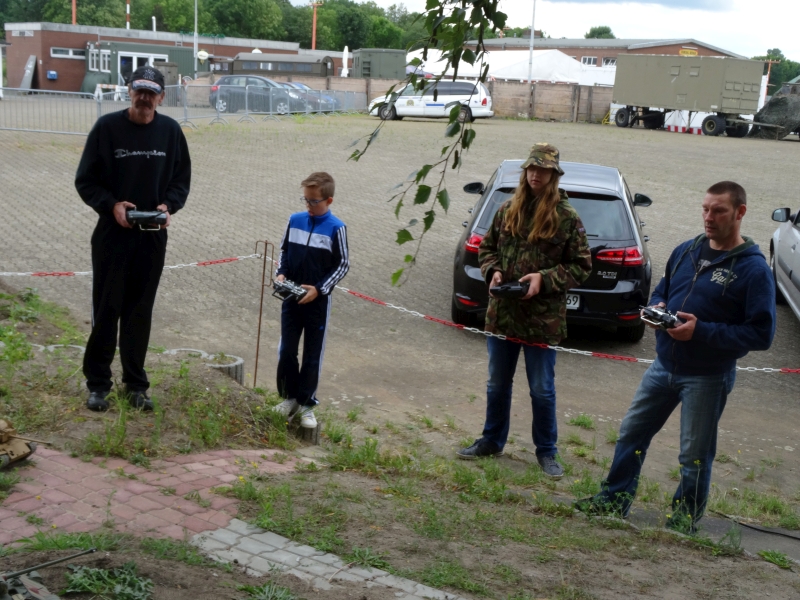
238,582,297,600
0,468,20,502
403,558,490,596
346,405,364,422
65,561,153,600
605,426,619,444
139,538,213,566
17,531,126,552
709,486,800,529
346,546,391,570
758,549,792,569
568,414,595,430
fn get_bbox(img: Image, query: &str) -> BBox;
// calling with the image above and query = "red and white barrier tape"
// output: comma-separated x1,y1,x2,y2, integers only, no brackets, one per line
0,254,262,277
335,286,800,375
2,254,797,374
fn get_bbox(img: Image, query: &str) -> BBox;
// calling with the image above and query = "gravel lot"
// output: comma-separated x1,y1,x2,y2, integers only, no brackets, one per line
2,114,800,498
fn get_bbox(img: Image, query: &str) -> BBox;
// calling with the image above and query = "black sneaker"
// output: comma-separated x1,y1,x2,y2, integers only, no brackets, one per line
456,439,504,460
128,390,154,411
537,455,564,479
87,391,110,412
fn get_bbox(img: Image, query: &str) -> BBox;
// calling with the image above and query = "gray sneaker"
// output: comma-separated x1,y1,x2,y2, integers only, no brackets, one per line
538,455,564,479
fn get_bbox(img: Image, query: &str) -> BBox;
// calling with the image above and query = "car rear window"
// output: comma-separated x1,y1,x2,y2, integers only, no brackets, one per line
476,188,633,240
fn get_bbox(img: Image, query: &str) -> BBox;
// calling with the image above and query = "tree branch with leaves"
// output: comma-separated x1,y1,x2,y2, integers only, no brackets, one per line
348,0,506,284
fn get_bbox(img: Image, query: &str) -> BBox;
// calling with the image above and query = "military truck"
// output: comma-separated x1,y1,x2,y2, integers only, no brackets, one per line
612,54,765,137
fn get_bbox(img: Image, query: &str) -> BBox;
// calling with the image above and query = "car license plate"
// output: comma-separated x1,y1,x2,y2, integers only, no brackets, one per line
566,294,580,310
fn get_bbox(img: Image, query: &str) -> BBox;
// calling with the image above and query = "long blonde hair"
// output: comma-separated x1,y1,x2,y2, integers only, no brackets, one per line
503,170,562,242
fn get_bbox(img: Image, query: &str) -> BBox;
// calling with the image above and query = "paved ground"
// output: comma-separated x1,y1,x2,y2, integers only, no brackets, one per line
2,115,800,520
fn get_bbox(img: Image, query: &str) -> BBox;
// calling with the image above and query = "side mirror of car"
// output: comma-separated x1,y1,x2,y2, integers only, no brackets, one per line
772,208,791,223
463,182,485,195
633,193,653,207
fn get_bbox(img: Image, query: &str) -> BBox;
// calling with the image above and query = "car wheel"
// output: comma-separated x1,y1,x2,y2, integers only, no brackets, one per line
771,252,787,305
215,97,228,113
615,107,630,127
701,115,726,136
275,99,291,115
379,104,397,120
457,106,473,123
616,321,645,342
451,298,481,328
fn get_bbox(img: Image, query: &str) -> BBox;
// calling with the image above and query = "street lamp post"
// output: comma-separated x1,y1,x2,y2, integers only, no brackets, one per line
194,0,198,78
527,0,536,120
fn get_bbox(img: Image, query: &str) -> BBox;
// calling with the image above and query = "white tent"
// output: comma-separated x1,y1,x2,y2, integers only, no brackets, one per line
408,49,613,86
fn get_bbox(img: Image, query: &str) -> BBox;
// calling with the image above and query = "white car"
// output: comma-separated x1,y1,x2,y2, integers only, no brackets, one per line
369,79,493,122
771,206,800,320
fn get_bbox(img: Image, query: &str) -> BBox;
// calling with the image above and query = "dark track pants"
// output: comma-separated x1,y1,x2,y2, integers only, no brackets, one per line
83,230,166,393
276,294,331,407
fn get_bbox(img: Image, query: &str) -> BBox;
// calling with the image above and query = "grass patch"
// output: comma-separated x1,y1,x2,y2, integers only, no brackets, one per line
406,558,491,596
65,561,153,600
605,426,619,445
345,546,391,570
16,531,126,552
139,538,213,566
709,486,800,529
568,414,595,430
758,549,793,569
238,582,297,600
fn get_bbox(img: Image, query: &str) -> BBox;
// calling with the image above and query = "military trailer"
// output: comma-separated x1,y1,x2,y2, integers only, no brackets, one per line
612,54,765,137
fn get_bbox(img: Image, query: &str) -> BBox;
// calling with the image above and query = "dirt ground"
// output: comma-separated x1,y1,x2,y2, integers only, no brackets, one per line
3,116,800,597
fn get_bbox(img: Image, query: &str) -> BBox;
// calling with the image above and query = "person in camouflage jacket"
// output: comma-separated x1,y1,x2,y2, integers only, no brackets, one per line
479,189,592,345
457,143,591,477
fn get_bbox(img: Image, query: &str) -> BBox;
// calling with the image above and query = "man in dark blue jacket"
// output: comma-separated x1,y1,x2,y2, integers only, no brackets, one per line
272,172,349,429
577,181,776,529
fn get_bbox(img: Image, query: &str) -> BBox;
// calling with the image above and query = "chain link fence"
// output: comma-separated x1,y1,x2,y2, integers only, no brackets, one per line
0,84,367,135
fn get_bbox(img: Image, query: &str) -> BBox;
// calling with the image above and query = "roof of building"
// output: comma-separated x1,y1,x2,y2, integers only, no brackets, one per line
788,74,800,84
235,52,334,63
474,37,745,59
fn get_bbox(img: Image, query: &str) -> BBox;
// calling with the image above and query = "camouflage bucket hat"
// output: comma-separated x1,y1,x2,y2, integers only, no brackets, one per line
521,142,564,175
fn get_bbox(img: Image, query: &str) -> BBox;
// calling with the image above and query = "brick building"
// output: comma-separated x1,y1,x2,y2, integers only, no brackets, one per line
471,37,743,67
3,22,349,92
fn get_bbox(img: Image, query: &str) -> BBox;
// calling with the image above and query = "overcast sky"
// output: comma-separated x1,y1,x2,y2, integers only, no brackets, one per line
361,0,798,59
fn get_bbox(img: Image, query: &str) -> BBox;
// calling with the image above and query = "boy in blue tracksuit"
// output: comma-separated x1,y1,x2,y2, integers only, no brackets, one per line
273,172,350,428
576,181,776,530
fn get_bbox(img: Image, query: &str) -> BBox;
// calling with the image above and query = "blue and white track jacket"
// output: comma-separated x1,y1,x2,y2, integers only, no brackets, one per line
276,210,350,296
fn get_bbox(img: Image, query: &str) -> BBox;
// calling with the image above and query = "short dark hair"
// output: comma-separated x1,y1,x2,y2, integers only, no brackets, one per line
301,172,335,199
707,181,746,208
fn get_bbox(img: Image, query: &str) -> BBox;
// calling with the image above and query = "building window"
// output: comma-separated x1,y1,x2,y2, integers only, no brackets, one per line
242,61,259,70
278,63,294,71
100,51,111,73
50,47,86,59
295,63,312,72
602,57,616,66
581,56,598,66
89,50,99,71
259,62,274,70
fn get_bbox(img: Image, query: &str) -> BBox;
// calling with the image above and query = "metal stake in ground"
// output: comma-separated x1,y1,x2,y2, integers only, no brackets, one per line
253,240,276,388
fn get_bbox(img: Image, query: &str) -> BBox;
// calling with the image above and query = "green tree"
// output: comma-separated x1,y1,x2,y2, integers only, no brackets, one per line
41,0,124,27
208,0,284,41
585,25,614,39
367,15,403,48
752,49,800,91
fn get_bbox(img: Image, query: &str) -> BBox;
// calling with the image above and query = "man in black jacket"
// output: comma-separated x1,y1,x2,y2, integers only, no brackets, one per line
75,65,191,411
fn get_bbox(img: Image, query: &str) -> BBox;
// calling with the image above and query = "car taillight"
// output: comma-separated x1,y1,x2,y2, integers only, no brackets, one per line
595,246,643,266
464,233,484,253
211,85,219,92
481,98,488,106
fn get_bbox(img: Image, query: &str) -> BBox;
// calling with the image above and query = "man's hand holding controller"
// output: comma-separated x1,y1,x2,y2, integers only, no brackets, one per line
114,202,171,229
640,302,696,341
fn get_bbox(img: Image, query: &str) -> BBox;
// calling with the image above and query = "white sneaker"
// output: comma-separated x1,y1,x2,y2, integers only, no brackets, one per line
273,398,299,417
299,408,317,429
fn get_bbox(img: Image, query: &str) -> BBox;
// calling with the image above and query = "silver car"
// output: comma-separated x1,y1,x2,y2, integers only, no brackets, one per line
771,207,800,320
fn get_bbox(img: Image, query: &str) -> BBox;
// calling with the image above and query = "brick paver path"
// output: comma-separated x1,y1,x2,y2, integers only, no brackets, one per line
0,447,297,546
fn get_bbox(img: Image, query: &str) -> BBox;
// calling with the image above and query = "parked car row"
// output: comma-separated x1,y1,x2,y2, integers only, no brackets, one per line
209,75,342,114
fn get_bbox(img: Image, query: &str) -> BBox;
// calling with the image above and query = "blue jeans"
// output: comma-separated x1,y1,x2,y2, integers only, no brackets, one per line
480,337,558,457
594,357,736,522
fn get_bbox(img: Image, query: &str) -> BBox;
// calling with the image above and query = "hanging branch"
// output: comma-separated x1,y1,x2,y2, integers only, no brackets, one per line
347,0,507,285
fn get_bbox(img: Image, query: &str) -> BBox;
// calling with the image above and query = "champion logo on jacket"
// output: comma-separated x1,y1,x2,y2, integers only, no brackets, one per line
276,210,349,296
